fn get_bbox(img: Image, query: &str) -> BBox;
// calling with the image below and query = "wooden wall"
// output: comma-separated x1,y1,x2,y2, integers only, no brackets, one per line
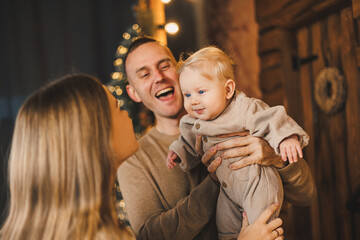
256,0,360,239
206,0,360,239
206,0,261,98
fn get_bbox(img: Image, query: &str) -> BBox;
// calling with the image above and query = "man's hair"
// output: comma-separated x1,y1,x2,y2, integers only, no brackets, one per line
177,46,235,82
124,36,157,66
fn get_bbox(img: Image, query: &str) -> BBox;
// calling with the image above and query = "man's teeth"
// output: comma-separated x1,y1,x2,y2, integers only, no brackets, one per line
156,87,173,97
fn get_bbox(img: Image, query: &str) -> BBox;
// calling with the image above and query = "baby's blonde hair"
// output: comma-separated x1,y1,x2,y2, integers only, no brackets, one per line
177,46,235,82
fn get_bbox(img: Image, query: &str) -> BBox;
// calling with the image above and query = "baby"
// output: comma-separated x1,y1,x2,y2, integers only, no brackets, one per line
166,46,309,240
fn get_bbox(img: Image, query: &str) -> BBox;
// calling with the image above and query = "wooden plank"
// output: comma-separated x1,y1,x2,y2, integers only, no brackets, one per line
262,86,285,107
352,0,360,18
259,67,283,93
311,20,338,240
259,29,283,54
297,26,321,240
255,0,292,21
260,51,282,70
356,47,360,67
277,30,305,126
257,0,350,31
326,13,353,240
340,7,360,239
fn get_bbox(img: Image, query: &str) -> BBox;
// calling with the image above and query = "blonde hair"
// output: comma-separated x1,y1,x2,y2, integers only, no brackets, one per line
0,75,132,240
177,46,235,82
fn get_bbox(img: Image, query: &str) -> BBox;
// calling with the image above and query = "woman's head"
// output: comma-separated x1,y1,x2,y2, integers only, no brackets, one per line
2,74,137,239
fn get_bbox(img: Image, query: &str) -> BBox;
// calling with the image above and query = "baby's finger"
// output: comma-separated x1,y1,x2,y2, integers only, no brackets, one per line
280,148,287,162
296,145,303,158
286,147,294,163
166,161,172,168
291,146,298,162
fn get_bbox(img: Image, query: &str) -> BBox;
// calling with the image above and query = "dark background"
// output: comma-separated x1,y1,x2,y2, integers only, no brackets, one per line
0,0,198,225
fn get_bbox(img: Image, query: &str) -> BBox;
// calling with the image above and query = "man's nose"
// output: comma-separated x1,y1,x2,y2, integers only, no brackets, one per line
153,68,164,83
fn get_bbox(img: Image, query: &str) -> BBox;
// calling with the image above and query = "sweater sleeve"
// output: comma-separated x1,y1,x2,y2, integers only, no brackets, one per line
277,158,317,206
245,99,310,154
117,159,219,240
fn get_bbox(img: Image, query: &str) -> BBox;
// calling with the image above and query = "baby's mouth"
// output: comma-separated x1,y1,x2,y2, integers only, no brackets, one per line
194,108,205,114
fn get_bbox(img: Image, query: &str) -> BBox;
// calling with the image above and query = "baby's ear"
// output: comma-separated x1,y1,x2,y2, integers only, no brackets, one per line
225,79,236,99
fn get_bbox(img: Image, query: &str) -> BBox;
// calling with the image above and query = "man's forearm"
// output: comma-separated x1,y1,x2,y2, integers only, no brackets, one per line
136,176,219,240
277,158,316,206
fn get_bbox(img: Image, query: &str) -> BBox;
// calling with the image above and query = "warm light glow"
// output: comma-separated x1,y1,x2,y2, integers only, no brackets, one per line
108,85,115,93
123,32,131,40
132,24,139,30
113,58,123,66
164,22,179,35
112,72,123,80
161,0,172,3
117,45,128,55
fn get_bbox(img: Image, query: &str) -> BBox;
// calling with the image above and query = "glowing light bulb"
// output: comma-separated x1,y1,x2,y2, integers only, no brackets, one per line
161,0,172,3
164,22,179,35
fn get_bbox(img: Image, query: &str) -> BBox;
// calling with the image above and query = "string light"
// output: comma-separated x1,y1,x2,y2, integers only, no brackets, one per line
123,32,131,40
164,22,179,34
113,58,123,66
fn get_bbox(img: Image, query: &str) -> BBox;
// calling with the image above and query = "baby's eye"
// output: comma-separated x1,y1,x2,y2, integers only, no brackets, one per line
199,90,204,94
184,93,191,98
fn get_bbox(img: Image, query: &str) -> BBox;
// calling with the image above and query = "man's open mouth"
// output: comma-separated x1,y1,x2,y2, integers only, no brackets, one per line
155,87,174,99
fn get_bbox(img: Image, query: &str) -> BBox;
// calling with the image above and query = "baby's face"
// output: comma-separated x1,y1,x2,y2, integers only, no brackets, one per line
179,68,229,121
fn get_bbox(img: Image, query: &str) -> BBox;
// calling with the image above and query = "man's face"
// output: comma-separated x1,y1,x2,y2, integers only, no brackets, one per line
125,42,184,120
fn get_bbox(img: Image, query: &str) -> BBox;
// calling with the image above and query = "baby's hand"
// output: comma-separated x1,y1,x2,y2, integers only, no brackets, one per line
166,150,180,169
279,134,303,163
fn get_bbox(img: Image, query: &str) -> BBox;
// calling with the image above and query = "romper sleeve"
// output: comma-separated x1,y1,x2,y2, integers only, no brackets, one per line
170,116,202,171
245,98,310,154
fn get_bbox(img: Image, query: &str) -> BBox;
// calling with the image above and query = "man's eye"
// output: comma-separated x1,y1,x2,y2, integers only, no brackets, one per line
199,90,204,94
140,73,150,78
160,64,170,70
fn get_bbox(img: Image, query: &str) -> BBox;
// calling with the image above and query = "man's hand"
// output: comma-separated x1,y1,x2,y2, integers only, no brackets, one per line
201,131,286,171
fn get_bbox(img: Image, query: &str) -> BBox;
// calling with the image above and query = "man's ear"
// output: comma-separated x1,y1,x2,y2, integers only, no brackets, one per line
126,84,142,103
225,79,236,99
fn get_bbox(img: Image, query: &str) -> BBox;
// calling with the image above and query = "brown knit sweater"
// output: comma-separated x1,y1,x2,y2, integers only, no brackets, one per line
117,128,316,240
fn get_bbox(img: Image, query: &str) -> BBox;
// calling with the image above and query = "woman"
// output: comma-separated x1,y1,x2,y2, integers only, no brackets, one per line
0,74,283,239
0,74,138,239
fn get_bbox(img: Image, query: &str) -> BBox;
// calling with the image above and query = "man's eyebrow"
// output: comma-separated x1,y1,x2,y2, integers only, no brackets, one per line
135,66,148,74
157,58,171,66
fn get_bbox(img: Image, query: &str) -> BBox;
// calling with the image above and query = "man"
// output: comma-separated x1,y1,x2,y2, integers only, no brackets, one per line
117,37,316,240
